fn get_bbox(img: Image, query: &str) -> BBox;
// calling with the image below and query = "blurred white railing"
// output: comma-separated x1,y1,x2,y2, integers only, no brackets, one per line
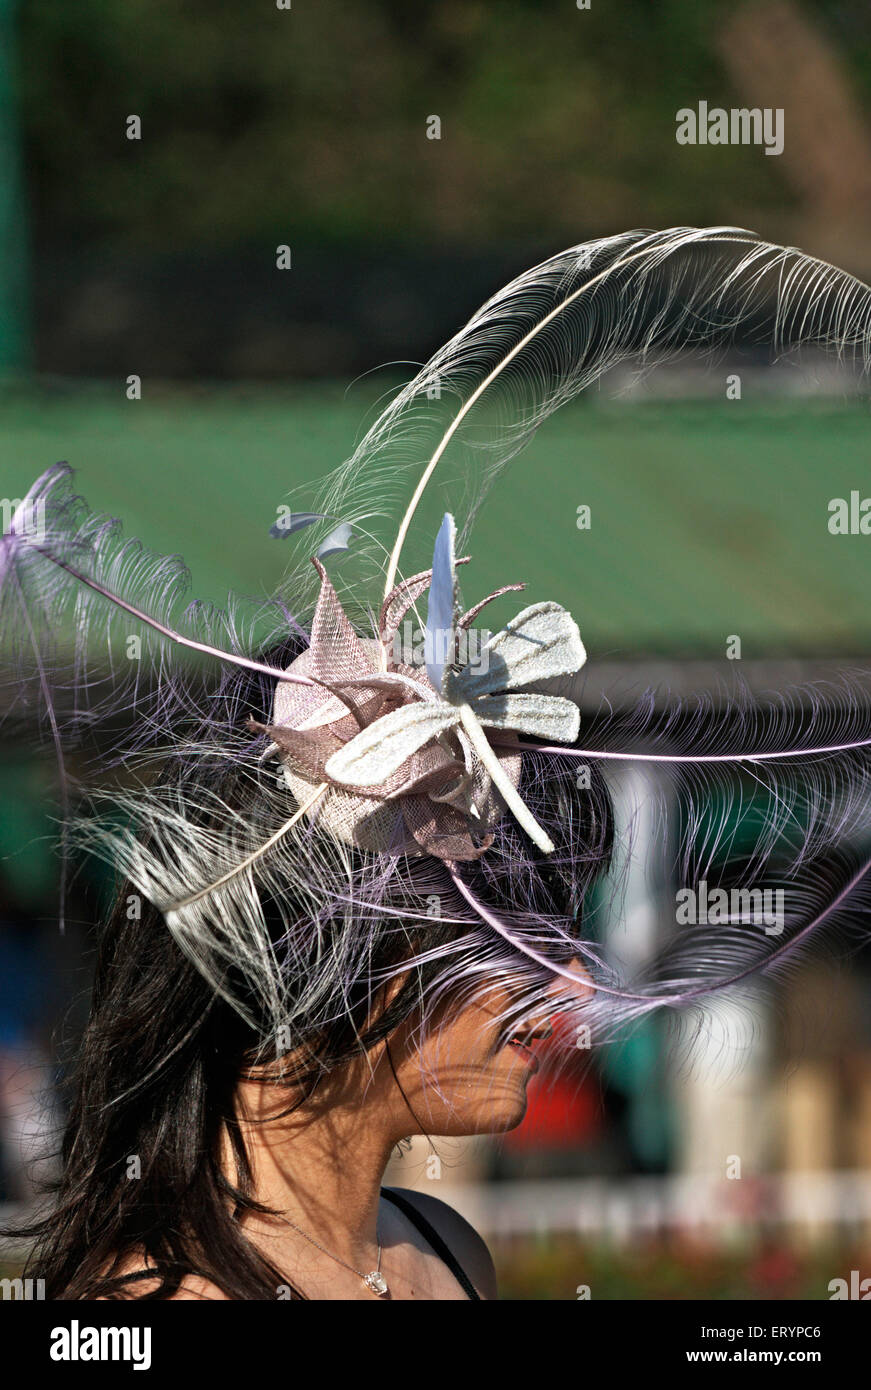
410,1171,871,1243
3,1170,869,1260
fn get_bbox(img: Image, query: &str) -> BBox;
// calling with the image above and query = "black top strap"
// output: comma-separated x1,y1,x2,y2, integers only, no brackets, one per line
380,1187,481,1300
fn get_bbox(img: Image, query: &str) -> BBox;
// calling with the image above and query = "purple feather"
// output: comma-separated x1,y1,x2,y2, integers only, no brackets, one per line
425,513,457,690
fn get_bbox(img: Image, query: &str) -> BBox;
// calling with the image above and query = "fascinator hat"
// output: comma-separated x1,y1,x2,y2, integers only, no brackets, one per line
4,226,871,1061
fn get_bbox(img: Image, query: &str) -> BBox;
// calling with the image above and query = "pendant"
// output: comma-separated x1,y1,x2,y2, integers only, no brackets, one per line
363,1271,389,1297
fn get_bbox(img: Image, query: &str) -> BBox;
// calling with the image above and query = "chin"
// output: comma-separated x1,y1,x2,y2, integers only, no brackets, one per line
424,1079,531,1136
481,1096,529,1134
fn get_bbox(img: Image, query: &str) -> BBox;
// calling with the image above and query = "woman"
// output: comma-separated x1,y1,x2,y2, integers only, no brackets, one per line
7,227,871,1298
21,631,612,1300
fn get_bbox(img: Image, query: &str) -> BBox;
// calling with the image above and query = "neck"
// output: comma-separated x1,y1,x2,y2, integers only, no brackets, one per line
232,1051,405,1267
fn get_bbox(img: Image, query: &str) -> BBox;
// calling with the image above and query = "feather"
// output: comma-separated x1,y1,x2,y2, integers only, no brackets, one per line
6,226,871,1062
0,461,329,758
269,510,327,539
424,513,458,689
307,226,871,605
315,522,355,561
294,225,871,1043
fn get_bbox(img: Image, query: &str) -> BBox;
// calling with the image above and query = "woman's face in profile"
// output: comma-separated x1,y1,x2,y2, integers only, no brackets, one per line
386,959,593,1137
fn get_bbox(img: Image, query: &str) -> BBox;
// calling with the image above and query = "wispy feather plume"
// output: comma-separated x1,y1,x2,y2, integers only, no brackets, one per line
307,227,871,602
299,224,871,1043
5,227,871,1067
0,461,323,759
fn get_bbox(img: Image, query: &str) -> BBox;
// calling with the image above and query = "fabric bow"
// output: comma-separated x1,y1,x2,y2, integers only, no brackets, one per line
254,513,586,859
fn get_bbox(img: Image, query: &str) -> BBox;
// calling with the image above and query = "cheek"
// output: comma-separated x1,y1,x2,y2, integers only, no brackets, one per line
389,988,535,1131
417,1011,499,1073
401,1031,533,1134
434,1072,531,1135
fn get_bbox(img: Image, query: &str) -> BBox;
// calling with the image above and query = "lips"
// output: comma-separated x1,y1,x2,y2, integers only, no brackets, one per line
507,1037,540,1074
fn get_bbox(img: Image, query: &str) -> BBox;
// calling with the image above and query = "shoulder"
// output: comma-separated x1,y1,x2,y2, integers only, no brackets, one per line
384,1187,498,1300
95,1251,231,1301
162,1276,231,1301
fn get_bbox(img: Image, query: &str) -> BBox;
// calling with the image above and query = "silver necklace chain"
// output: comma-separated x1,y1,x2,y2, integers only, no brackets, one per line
276,1211,389,1297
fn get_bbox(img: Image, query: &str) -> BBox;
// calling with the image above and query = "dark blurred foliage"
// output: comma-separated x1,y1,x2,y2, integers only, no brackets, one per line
492,1233,869,1299
13,0,831,251
12,1,871,374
